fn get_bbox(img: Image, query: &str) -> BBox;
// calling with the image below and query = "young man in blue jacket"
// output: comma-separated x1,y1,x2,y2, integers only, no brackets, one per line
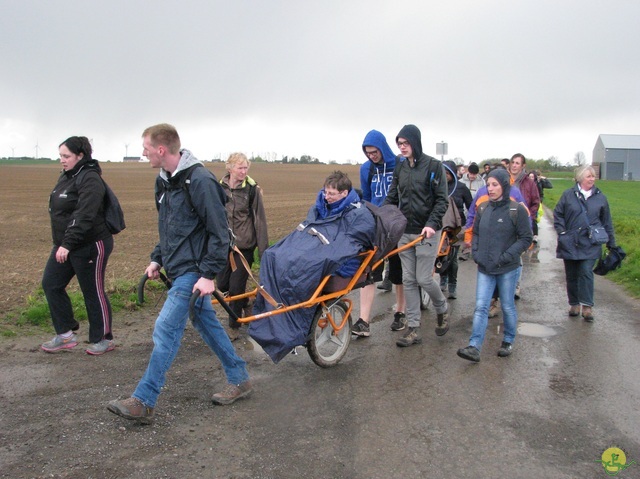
351,130,406,337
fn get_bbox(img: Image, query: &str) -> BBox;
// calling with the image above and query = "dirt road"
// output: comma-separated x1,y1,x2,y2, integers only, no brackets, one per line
2,215,640,478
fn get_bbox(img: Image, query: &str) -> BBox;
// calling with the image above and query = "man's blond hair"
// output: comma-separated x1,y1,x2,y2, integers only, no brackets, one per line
142,123,181,155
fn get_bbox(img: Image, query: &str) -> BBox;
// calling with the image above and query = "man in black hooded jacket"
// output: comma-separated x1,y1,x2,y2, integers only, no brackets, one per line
384,124,449,347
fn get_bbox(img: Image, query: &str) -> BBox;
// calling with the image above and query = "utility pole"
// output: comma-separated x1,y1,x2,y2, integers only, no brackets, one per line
125,143,129,158
35,141,39,159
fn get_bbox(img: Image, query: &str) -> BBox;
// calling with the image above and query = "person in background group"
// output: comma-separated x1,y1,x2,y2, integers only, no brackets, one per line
500,158,510,169
108,124,251,425
460,162,485,198
351,130,406,337
532,169,553,202
441,160,472,299
527,170,552,242
508,153,540,295
509,154,540,223
218,153,269,341
456,164,466,180
457,169,533,363
481,162,492,181
553,165,616,322
41,136,115,356
384,124,450,347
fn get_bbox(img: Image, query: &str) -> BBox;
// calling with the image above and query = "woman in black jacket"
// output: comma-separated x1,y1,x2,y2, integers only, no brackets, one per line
41,136,115,355
553,165,616,321
457,169,532,362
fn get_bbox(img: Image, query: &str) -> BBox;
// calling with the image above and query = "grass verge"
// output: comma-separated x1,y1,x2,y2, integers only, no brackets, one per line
0,279,168,338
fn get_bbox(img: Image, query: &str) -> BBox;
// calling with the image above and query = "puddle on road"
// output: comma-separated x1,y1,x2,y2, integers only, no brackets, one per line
517,322,557,338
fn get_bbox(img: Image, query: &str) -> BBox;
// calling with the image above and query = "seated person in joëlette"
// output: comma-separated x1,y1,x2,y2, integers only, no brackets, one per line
249,171,376,363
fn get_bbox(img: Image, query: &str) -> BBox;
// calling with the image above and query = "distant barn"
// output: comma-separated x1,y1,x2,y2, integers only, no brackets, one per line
123,156,141,162
593,134,640,181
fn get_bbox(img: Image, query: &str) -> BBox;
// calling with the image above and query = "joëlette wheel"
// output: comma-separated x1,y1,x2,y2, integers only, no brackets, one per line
307,300,351,368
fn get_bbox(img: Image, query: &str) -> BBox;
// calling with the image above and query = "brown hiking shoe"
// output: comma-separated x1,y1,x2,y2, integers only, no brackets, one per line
212,381,253,405
568,305,581,317
107,397,154,424
396,327,422,347
581,306,594,322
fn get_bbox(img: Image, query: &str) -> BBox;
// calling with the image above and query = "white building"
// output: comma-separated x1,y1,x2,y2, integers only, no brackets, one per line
592,134,640,181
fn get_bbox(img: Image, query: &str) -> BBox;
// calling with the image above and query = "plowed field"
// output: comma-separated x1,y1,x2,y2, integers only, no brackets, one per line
0,161,362,317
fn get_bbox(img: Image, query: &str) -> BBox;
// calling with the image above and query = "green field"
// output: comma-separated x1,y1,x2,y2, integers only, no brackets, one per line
543,178,640,297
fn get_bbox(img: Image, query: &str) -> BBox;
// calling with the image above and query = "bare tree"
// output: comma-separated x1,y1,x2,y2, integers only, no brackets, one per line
573,151,586,166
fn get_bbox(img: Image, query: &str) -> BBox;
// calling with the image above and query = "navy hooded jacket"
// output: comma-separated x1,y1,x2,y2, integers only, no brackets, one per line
472,169,533,275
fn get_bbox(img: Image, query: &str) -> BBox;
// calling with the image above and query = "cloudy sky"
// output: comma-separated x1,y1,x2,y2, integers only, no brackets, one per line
2,0,639,165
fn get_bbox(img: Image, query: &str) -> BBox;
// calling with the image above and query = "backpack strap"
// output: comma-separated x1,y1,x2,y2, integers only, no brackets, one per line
155,163,204,212
247,181,257,220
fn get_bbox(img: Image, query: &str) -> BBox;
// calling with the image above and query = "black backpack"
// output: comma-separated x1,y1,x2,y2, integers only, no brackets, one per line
102,182,126,234
76,170,126,234
364,201,407,262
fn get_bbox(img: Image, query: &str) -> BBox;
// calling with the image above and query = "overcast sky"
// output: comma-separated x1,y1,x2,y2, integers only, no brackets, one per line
2,0,639,166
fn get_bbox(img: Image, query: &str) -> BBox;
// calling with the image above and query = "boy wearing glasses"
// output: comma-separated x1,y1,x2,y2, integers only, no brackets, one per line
384,124,450,347
351,130,406,337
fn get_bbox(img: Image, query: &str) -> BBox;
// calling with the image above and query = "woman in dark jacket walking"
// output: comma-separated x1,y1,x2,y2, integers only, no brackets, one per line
41,136,115,355
457,169,532,362
553,165,616,321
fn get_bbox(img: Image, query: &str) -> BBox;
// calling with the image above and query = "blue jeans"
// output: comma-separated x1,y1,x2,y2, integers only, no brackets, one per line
133,273,249,408
469,267,520,351
563,259,596,307
399,233,447,328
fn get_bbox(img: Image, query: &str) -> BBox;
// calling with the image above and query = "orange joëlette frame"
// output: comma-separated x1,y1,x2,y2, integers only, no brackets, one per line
211,235,437,329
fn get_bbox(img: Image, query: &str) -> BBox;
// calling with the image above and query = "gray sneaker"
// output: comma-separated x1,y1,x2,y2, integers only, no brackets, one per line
212,381,253,405
377,277,392,292
396,327,422,347
41,334,78,353
86,339,115,356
